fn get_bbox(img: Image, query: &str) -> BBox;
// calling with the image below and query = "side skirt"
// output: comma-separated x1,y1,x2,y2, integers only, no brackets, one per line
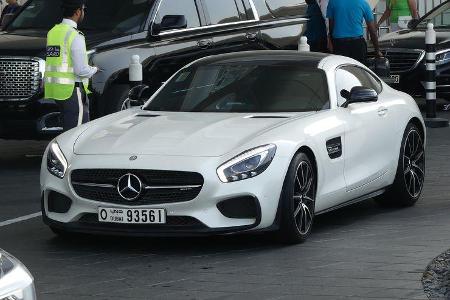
315,188,386,216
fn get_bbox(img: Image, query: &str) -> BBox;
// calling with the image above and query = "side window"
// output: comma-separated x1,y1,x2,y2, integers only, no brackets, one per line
155,0,201,29
343,66,383,94
203,0,241,25
335,68,362,107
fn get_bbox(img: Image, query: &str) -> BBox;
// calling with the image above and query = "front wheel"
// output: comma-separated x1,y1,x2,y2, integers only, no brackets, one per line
375,123,425,207
278,152,316,244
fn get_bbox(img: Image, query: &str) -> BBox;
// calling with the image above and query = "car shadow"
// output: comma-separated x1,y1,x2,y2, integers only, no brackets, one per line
44,199,405,256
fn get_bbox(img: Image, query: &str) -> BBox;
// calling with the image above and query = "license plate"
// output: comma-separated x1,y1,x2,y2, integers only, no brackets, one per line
390,75,400,84
98,207,166,224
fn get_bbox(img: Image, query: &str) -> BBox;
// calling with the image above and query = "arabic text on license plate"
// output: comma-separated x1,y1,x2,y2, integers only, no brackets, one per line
390,75,400,84
98,207,166,224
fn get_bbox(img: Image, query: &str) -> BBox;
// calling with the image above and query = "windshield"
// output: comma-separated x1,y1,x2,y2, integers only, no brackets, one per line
7,0,152,34
144,63,330,113
417,3,450,29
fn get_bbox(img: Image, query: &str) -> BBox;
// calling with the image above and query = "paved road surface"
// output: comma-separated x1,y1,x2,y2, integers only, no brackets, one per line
1,116,450,299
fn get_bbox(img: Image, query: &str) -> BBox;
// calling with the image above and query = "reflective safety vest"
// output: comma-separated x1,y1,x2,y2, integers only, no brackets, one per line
44,23,90,100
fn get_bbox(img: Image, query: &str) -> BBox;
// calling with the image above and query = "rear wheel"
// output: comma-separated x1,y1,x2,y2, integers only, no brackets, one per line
278,152,316,244
375,123,425,207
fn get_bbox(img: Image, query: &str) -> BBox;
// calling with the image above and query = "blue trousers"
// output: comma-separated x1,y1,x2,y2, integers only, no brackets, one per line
57,85,90,131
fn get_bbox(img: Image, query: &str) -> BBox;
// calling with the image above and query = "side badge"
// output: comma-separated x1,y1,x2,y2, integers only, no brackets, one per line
326,137,342,159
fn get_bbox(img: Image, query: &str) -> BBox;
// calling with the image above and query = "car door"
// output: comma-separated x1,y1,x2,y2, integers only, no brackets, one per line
335,65,393,198
200,0,261,55
145,0,208,93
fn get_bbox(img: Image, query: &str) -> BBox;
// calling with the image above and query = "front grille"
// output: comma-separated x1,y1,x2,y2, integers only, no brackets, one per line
71,169,204,205
0,57,42,101
377,49,424,73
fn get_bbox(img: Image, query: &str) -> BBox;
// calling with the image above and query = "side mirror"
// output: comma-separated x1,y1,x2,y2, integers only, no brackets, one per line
128,84,152,106
153,15,187,35
341,86,378,108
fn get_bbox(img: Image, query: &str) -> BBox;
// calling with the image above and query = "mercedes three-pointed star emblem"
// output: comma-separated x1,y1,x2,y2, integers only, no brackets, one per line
117,173,143,201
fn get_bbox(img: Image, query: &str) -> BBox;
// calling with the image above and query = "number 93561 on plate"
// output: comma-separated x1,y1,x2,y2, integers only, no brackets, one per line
98,207,166,224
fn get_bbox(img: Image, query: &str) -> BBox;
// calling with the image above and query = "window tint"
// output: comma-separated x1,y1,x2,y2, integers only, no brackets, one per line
144,64,330,112
203,0,241,25
335,68,362,107
155,0,200,29
342,66,382,94
8,0,151,33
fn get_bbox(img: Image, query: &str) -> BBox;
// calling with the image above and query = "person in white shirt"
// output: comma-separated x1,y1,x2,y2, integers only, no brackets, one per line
45,0,98,131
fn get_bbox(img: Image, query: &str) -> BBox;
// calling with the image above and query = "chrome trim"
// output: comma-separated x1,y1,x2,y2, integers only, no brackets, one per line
248,0,260,21
41,127,63,132
72,182,116,189
380,48,425,73
0,56,44,102
144,185,202,190
72,182,202,190
157,19,259,37
156,17,306,37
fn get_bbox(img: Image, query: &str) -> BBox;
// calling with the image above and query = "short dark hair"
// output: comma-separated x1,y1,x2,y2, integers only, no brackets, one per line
62,0,85,18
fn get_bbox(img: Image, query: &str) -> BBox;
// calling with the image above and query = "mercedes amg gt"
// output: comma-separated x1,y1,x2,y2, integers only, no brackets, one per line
40,51,426,243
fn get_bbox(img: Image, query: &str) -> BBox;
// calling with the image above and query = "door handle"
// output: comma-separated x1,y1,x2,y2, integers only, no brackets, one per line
378,106,388,116
197,39,213,49
245,32,258,41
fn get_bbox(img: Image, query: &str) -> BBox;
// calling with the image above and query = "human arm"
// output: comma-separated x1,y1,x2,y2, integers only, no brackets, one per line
71,34,98,79
407,0,419,19
367,21,382,57
377,8,391,27
327,18,335,52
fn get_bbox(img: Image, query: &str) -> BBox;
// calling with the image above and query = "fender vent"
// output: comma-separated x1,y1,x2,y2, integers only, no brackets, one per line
326,137,342,159
135,114,160,118
247,116,289,119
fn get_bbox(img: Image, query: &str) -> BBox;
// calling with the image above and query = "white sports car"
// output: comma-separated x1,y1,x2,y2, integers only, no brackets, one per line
40,51,426,243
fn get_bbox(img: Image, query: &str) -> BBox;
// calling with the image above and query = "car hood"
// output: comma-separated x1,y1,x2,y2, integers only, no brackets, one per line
379,29,450,50
0,30,47,56
74,110,314,157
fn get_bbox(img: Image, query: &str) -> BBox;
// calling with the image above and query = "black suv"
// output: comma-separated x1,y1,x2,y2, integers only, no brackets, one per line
376,0,450,100
0,0,307,139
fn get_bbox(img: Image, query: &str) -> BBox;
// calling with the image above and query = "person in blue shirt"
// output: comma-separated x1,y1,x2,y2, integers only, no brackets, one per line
327,0,382,64
305,0,328,52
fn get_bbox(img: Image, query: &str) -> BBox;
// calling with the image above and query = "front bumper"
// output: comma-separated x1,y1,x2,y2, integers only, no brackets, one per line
0,95,62,140
40,152,289,236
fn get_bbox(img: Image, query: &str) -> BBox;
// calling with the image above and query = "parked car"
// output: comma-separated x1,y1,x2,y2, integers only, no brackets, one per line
0,249,36,300
374,0,450,100
0,0,307,140
41,51,426,243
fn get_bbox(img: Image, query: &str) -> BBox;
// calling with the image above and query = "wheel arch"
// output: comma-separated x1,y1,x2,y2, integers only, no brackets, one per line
409,117,426,141
270,144,319,230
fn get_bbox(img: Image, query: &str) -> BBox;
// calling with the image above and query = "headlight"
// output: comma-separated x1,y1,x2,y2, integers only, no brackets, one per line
0,250,36,300
217,144,277,183
47,141,68,179
436,50,450,65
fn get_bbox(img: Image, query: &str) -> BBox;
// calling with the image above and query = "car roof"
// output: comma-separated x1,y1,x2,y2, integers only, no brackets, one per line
191,50,330,68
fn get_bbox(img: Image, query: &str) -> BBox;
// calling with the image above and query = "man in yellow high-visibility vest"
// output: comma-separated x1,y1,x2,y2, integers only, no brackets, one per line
45,0,98,131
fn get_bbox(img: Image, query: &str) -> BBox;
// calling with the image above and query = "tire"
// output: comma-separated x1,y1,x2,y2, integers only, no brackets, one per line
375,123,425,207
278,152,317,244
103,84,132,114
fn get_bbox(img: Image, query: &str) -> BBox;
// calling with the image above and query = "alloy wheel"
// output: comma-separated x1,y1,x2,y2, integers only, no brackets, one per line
293,160,315,235
403,129,425,198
